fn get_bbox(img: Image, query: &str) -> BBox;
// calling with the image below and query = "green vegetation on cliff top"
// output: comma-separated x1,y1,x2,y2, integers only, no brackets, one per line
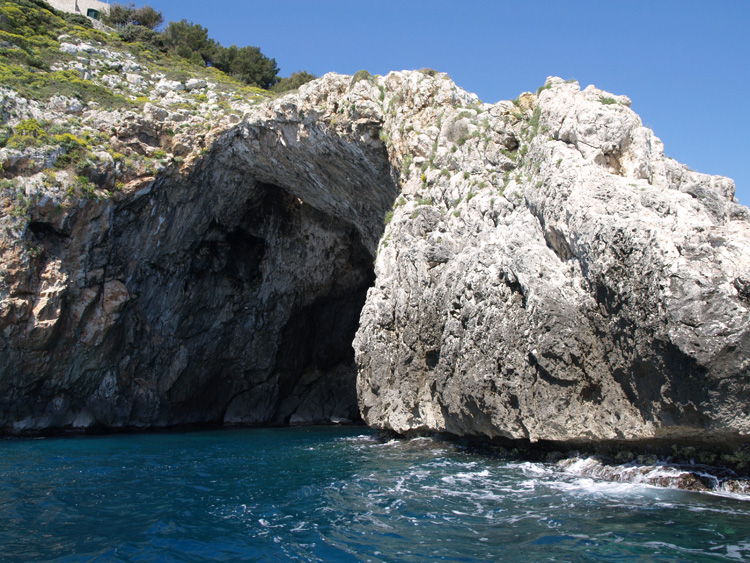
0,0,316,105
0,0,322,210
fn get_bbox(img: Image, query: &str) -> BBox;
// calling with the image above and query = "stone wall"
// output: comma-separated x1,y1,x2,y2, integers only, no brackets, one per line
45,0,110,18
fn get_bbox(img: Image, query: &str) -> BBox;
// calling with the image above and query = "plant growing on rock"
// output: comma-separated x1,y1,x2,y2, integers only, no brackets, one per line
5,118,48,149
536,83,552,95
350,69,372,86
105,3,164,30
271,71,316,93
53,133,89,168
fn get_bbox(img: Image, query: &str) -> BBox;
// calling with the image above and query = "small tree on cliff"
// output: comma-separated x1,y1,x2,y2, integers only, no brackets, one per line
105,3,164,30
162,19,217,66
271,71,317,93
213,44,279,89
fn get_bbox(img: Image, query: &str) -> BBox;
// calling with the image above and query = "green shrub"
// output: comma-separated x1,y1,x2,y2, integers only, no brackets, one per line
528,107,541,137
0,178,17,191
5,118,48,149
62,13,92,28
0,58,133,108
53,132,89,168
401,153,413,171
0,0,65,41
211,42,278,89
118,23,164,50
599,97,617,105
271,70,316,93
77,175,96,196
161,19,217,65
350,69,371,86
536,83,552,95
105,3,164,29
0,125,10,148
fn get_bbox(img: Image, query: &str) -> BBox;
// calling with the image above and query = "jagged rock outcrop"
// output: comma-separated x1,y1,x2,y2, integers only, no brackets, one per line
1,65,749,445
354,75,750,446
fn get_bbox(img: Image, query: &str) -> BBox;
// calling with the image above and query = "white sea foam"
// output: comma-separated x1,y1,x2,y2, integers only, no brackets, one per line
290,521,308,532
555,456,750,501
724,542,750,561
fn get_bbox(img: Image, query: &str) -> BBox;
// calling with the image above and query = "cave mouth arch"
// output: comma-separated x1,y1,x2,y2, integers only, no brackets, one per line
94,119,401,430
0,118,400,434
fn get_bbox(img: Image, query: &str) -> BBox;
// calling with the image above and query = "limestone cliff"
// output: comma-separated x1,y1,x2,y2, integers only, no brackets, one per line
1,33,748,444
0,73,396,431
354,76,750,446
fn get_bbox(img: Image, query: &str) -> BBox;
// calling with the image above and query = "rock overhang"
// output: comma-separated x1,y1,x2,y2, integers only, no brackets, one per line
0,86,401,433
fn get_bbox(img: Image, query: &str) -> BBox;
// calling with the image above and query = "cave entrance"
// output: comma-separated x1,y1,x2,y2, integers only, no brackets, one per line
1,111,401,434
214,182,379,426
151,123,400,428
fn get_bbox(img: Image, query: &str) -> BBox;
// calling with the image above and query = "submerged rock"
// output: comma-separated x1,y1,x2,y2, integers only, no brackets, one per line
0,70,748,449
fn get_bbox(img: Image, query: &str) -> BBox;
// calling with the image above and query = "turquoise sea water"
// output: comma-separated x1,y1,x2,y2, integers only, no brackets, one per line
1,426,748,562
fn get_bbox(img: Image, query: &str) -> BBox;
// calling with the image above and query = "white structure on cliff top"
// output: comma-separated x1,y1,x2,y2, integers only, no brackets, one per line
46,0,110,20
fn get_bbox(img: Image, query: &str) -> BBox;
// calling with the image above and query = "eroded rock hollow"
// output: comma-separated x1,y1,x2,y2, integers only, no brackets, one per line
0,110,398,432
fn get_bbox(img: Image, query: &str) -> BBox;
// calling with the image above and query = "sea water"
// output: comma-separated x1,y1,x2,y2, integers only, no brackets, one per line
0,426,748,562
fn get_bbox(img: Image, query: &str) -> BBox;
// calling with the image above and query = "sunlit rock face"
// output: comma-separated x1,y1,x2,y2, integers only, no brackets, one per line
353,74,750,447
1,71,749,446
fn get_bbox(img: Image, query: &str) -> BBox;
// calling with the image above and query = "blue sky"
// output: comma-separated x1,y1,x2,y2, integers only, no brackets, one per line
144,0,749,206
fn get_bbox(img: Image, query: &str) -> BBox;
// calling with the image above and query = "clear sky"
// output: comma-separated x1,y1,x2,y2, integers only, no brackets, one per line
143,0,749,206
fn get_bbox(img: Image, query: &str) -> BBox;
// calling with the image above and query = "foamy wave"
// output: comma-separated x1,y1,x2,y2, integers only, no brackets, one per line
557,456,750,499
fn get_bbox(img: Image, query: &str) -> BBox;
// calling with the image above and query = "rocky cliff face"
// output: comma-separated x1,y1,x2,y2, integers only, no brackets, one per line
1,44,749,444
1,65,398,431
354,76,750,446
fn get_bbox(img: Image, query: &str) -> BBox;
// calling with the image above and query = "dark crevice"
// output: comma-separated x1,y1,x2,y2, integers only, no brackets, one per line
528,352,578,388
27,220,68,258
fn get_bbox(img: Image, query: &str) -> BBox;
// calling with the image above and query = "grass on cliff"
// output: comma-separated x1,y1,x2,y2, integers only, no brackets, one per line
0,0,272,108
0,0,135,108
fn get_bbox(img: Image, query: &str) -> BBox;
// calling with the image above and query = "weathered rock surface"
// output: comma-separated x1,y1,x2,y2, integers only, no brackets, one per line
355,75,750,447
0,74,397,431
557,457,750,495
1,68,749,447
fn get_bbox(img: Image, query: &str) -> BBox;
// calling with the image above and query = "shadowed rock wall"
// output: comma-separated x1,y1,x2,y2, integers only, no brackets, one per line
0,110,398,432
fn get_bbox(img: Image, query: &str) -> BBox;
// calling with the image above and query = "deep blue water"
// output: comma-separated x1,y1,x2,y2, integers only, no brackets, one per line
0,427,749,562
